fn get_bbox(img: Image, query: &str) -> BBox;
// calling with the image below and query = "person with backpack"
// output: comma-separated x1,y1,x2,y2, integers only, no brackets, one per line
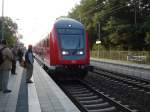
0,39,13,93
25,45,34,83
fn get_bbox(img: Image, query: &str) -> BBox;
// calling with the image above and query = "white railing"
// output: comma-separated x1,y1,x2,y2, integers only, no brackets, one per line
90,50,150,64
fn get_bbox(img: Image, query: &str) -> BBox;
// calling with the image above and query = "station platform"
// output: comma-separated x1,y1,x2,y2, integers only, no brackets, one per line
91,57,150,81
0,61,80,112
91,57,150,69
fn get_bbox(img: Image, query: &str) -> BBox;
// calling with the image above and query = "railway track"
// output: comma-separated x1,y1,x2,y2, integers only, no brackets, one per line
91,67,150,92
85,66,150,112
36,55,149,112
59,80,138,112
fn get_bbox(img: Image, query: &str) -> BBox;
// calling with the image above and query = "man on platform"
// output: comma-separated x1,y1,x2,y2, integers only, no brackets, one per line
25,45,34,83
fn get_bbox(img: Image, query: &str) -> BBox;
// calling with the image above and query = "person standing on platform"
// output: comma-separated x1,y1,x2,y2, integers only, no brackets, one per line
0,40,13,93
17,48,23,63
25,45,34,83
11,46,17,75
0,40,3,91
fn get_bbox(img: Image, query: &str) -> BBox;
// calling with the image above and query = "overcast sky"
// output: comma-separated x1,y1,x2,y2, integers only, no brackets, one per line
0,0,80,47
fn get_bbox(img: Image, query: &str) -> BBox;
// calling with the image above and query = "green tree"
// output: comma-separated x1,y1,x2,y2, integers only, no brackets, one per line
0,17,18,46
68,0,150,50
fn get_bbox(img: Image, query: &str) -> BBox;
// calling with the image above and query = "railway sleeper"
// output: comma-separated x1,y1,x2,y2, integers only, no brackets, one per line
134,90,147,104
88,106,116,112
67,85,85,88
69,88,87,92
132,81,142,85
143,84,150,87
73,93,94,97
84,102,110,109
68,85,85,88
146,91,150,94
70,90,90,94
114,82,124,89
77,95,99,101
80,99,104,105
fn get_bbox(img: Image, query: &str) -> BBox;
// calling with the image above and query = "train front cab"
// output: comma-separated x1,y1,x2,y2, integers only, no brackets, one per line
48,18,90,79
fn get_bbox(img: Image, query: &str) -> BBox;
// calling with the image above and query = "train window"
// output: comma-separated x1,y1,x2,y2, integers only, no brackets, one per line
59,35,84,49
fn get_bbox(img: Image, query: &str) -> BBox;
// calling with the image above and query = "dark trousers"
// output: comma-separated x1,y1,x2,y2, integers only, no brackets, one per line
0,71,2,90
0,70,10,91
11,60,16,74
26,63,33,81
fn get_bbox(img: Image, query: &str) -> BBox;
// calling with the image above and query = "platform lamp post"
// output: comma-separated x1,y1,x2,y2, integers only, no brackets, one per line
96,22,101,58
1,0,5,40
134,0,137,28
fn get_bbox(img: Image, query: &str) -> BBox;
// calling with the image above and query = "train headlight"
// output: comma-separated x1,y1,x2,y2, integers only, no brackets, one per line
77,51,84,55
62,51,69,55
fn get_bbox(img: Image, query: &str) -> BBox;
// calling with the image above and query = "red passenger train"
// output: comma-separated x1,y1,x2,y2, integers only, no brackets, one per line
34,18,90,79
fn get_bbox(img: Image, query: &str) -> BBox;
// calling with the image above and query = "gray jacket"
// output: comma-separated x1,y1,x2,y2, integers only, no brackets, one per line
0,46,13,70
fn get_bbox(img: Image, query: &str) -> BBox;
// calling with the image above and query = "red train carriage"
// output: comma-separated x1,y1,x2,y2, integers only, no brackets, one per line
34,18,90,79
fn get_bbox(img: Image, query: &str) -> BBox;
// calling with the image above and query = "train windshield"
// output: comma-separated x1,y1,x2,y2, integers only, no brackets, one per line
57,28,85,50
